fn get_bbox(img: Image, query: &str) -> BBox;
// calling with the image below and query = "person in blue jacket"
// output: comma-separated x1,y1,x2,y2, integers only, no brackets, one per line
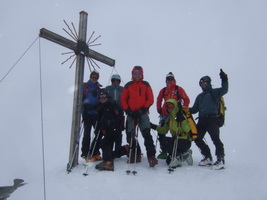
81,70,102,162
190,69,228,170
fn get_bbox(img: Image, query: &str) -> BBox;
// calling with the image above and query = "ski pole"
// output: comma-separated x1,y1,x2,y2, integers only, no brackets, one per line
83,128,101,176
132,119,140,175
67,122,84,173
126,118,137,175
168,122,180,173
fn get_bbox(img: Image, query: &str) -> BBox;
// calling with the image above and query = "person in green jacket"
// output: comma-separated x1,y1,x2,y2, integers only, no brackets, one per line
150,99,193,168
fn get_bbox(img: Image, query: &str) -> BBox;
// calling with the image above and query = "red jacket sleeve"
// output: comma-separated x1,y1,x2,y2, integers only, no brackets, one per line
120,87,129,111
144,84,154,108
178,87,190,107
156,88,164,110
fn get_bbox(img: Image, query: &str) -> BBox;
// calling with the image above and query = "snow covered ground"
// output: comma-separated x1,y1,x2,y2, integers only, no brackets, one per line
1,1,267,200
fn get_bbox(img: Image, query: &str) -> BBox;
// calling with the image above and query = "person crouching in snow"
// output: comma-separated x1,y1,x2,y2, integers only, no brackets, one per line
94,89,123,171
150,99,193,168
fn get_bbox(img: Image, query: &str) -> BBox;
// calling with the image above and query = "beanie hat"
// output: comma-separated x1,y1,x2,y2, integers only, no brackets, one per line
199,76,211,85
166,72,175,80
90,70,99,78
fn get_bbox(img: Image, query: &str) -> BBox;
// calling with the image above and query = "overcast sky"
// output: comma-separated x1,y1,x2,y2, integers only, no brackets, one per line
1,0,267,182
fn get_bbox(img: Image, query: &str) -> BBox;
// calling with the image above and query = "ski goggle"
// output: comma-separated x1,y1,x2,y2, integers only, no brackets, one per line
99,94,107,99
199,79,208,86
166,103,174,110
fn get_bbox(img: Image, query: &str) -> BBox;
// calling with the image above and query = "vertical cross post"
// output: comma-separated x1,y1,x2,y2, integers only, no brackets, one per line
69,11,88,168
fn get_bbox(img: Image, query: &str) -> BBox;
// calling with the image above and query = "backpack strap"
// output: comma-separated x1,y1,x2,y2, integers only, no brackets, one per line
162,85,180,99
83,83,90,96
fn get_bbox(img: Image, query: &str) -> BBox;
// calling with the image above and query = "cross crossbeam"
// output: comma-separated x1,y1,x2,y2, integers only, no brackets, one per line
39,28,115,66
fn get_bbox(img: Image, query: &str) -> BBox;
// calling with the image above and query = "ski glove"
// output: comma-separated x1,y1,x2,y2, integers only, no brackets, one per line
91,90,98,97
157,108,162,115
132,110,142,120
176,110,185,122
220,69,228,82
125,108,132,116
150,122,157,130
141,107,149,113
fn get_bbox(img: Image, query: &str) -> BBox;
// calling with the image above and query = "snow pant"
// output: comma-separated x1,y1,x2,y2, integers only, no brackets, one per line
194,115,225,159
81,114,97,157
158,115,168,153
165,137,191,164
114,129,122,154
100,130,120,162
126,114,156,158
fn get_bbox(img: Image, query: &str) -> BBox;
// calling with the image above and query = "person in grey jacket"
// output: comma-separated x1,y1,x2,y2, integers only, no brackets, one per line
105,74,125,157
190,69,228,170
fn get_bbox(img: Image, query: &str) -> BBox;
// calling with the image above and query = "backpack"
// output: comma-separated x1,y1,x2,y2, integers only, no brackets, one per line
210,91,227,127
217,97,226,127
182,108,198,140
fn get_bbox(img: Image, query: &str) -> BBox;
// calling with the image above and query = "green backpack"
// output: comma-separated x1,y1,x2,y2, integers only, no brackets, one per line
210,91,227,127
217,97,226,127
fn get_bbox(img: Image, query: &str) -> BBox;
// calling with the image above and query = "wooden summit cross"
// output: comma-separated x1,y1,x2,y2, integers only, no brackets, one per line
39,11,115,171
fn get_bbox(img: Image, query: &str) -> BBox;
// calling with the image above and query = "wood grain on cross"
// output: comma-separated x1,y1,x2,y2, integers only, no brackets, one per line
39,11,115,170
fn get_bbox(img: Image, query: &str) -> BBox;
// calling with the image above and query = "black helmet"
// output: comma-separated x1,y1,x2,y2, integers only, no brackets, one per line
98,89,108,99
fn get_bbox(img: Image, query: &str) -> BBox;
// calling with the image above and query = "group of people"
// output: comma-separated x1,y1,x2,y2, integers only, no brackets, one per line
80,66,229,171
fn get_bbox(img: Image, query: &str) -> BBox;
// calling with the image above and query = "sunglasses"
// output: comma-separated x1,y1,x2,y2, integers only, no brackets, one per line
166,103,174,110
91,76,99,80
166,77,174,81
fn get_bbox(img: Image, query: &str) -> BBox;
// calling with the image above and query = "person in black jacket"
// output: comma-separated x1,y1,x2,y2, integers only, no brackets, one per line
189,69,228,170
94,90,124,171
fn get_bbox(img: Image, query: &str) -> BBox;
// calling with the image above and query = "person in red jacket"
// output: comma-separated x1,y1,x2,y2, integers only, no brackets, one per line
156,72,190,159
120,66,158,167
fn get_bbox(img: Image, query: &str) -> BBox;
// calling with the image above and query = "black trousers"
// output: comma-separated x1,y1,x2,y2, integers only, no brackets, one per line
194,116,225,159
100,130,121,162
81,114,97,157
165,137,191,157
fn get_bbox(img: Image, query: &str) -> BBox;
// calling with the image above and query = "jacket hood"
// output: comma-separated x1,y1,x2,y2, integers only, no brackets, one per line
111,74,121,81
131,66,144,80
166,99,179,117
199,75,212,92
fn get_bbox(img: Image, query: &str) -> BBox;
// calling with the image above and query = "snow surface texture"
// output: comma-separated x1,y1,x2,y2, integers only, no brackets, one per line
1,0,267,200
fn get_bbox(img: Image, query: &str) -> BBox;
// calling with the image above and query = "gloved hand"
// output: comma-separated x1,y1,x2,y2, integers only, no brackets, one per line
125,108,132,116
141,107,149,113
132,110,142,120
176,110,185,122
91,90,98,97
182,106,189,113
157,108,162,115
219,69,228,81
150,122,157,130
85,103,95,111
